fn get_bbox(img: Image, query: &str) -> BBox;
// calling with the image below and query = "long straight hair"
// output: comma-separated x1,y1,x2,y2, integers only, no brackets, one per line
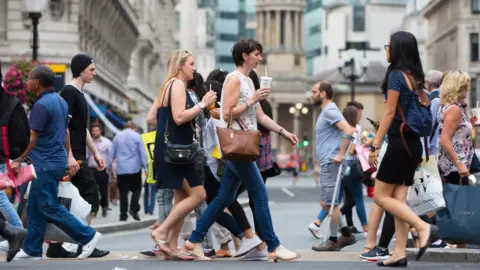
158,50,192,98
381,31,425,93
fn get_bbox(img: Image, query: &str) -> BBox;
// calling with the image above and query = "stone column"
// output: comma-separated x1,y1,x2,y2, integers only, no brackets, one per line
299,11,304,49
265,10,271,48
285,10,292,49
257,11,264,43
275,10,281,47
293,11,299,48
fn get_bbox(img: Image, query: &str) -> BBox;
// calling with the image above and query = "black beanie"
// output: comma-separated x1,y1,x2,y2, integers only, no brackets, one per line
71,54,94,78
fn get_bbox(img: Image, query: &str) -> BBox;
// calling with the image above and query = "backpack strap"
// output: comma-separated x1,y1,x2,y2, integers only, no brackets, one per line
397,72,430,162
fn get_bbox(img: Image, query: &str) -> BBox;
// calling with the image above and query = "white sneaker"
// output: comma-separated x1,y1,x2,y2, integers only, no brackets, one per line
78,232,101,259
308,222,323,239
13,249,42,260
0,240,8,253
234,235,262,258
238,247,268,261
62,243,79,253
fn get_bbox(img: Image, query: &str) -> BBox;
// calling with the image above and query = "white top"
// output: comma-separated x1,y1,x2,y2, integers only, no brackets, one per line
203,118,222,181
346,124,362,161
220,70,258,131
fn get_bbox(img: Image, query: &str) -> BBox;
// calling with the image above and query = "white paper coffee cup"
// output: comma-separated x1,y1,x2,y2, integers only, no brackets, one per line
472,108,480,126
260,76,272,89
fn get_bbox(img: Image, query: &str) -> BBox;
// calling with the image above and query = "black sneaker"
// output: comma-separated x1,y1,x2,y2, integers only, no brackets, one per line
359,246,389,261
349,226,363,234
46,243,77,258
204,249,216,257
75,246,110,258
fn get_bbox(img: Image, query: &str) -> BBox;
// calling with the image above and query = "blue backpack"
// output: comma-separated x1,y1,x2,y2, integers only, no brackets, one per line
396,72,432,158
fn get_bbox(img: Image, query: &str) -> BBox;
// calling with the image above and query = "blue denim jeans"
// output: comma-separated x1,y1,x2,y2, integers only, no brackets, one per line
23,169,96,257
144,183,156,214
189,161,280,252
0,164,23,228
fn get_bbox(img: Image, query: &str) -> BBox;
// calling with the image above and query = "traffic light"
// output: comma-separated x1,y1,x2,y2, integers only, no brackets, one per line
302,136,309,147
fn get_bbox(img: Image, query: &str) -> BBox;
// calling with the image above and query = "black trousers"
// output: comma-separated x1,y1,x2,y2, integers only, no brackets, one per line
91,168,109,208
117,171,142,219
341,186,355,227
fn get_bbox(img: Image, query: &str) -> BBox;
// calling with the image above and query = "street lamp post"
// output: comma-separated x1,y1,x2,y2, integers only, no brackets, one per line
22,0,47,61
337,49,369,101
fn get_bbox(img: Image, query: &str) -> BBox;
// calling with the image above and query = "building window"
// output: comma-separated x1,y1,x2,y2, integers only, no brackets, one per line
473,0,480,14
346,41,369,50
471,33,479,61
353,5,365,32
0,0,6,40
175,11,180,31
219,11,237,19
217,55,233,63
246,28,256,39
309,24,321,35
306,0,323,12
324,46,328,55
306,48,322,58
217,33,238,41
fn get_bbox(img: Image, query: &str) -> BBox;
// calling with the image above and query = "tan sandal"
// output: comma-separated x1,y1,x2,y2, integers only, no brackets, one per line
184,242,211,261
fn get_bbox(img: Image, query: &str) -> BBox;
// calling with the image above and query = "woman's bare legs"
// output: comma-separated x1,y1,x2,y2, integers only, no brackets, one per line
152,180,206,254
374,180,431,250
364,202,384,251
381,185,410,265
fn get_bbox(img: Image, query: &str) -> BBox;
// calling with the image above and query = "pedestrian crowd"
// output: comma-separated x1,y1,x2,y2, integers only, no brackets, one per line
0,31,478,267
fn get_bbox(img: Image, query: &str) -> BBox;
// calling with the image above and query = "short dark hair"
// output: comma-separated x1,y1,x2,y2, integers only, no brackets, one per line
318,81,333,99
232,39,263,67
343,105,359,127
91,123,102,130
31,65,55,88
187,72,206,100
248,70,260,90
346,101,364,110
206,68,228,85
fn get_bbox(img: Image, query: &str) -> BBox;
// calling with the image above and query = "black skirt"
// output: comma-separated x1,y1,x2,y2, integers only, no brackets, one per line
376,134,422,187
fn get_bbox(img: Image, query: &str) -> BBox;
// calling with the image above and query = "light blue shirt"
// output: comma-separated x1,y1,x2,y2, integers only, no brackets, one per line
315,102,344,166
107,128,148,175
429,89,441,156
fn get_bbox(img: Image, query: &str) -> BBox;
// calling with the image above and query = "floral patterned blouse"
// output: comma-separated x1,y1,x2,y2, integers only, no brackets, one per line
437,103,474,177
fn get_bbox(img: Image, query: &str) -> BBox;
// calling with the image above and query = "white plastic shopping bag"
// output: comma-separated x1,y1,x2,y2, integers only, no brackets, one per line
407,156,445,215
44,182,92,243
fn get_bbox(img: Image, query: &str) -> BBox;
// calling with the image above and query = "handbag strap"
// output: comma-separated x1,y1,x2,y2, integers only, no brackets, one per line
1,126,21,203
396,72,430,162
226,110,248,131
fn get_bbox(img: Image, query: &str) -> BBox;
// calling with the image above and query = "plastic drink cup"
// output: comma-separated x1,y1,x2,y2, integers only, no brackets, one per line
260,76,272,89
472,107,480,126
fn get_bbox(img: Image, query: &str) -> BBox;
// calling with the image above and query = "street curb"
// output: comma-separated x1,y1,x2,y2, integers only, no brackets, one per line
92,200,251,235
406,248,480,263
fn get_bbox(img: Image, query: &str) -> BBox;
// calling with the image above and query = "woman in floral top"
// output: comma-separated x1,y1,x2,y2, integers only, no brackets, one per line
438,70,474,186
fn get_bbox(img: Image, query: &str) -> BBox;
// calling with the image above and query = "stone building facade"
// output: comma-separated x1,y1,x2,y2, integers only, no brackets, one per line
0,0,177,134
256,0,314,156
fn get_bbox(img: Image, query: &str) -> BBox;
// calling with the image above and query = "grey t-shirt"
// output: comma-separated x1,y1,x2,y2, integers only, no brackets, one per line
316,102,344,166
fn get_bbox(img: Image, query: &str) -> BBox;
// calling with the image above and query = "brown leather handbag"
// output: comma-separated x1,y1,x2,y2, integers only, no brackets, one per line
216,113,260,162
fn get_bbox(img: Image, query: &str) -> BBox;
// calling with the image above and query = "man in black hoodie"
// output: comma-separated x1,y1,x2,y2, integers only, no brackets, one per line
0,62,29,262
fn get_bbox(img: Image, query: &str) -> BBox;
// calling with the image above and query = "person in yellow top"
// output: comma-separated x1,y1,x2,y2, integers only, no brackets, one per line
141,130,156,215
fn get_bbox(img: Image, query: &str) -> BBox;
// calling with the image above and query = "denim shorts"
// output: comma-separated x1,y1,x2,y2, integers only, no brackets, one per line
319,162,344,205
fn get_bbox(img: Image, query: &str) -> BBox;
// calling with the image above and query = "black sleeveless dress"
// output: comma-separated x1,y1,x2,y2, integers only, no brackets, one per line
154,89,202,190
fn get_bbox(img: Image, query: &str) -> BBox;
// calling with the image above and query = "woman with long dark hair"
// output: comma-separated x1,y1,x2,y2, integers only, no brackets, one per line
368,31,439,267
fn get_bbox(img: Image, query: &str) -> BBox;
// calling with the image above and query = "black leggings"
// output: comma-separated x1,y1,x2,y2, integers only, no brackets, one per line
341,186,355,227
203,166,251,232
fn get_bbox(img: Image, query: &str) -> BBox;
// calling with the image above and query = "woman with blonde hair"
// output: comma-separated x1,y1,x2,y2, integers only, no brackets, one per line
146,50,217,260
438,70,473,186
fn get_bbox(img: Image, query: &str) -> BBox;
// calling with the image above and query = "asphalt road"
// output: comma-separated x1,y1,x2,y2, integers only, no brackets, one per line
1,175,477,269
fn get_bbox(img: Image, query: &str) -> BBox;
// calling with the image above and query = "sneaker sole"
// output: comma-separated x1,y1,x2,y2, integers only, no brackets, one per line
308,227,322,239
239,256,268,261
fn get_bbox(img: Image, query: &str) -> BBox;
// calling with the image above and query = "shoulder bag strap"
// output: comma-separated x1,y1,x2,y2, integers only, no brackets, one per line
163,80,175,143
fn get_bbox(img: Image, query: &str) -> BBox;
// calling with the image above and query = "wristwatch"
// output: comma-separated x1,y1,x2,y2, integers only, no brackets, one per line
197,102,206,109
369,145,380,152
